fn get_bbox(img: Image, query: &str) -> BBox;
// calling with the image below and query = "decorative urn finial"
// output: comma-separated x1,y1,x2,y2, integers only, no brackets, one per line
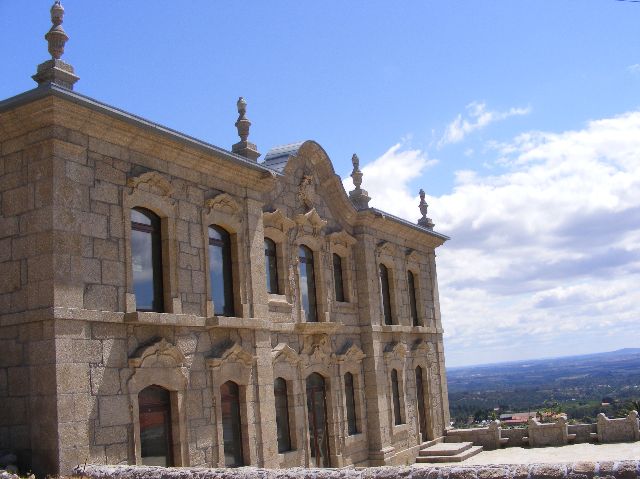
348,153,371,210
232,97,260,161
417,188,435,230
32,1,79,89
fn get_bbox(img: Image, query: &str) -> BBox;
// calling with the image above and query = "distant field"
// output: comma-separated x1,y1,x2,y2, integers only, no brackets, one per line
446,348,640,425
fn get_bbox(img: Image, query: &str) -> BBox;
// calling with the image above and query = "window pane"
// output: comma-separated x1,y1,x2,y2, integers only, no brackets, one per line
379,264,393,325
299,246,317,322
408,271,420,326
345,373,357,435
333,254,345,302
221,381,243,467
139,385,173,466
265,239,279,294
132,208,163,312
274,377,292,453
391,369,402,425
416,366,428,441
209,226,235,316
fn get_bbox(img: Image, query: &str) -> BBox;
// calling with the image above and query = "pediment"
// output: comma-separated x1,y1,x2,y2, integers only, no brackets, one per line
127,171,174,197
295,208,327,235
272,343,300,364
328,230,357,248
207,342,254,369
336,342,366,363
383,341,407,361
376,240,397,257
263,209,295,233
405,248,423,263
129,338,185,368
412,339,429,357
205,193,241,216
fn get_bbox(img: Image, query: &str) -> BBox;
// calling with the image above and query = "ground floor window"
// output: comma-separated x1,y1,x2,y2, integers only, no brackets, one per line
221,381,244,467
139,385,173,466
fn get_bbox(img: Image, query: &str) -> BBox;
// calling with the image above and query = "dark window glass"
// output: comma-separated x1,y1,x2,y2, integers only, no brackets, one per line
221,381,243,467
265,238,279,294
299,246,317,322
379,264,393,325
306,373,330,467
131,208,164,312
408,271,420,326
416,366,428,441
344,372,358,435
274,377,292,453
209,226,235,316
391,369,403,425
138,385,173,466
333,254,345,302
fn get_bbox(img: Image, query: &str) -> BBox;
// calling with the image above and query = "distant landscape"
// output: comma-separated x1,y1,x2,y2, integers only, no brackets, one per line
446,348,640,426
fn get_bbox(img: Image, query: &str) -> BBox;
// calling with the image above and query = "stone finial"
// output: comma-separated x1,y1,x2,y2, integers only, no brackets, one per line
32,1,79,89
348,154,371,210
418,188,435,230
232,97,260,161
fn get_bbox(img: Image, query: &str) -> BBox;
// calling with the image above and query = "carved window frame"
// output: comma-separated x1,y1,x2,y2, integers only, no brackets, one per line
272,344,303,457
384,343,408,432
202,194,246,318
295,235,328,323
327,231,357,308
124,172,180,314
336,344,366,442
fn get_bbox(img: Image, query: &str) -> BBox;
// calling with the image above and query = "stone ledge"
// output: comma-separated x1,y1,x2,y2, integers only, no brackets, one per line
74,462,640,479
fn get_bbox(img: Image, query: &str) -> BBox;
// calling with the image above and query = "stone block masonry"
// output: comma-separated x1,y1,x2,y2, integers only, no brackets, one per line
76,462,640,479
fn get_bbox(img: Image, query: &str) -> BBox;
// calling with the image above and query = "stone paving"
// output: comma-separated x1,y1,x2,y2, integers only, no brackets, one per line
414,440,640,466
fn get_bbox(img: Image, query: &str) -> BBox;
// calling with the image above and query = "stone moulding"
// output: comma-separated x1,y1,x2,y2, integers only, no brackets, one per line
328,230,357,248
127,171,174,197
206,342,254,369
383,341,407,361
295,207,327,235
263,208,295,233
205,192,241,216
376,240,396,258
335,343,366,363
271,343,300,364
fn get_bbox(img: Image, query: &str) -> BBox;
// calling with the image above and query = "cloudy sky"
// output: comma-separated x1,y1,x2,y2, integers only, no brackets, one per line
3,1,640,367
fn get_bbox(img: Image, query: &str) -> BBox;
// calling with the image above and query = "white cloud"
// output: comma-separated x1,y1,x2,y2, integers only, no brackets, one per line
439,101,531,147
348,110,640,367
627,63,640,75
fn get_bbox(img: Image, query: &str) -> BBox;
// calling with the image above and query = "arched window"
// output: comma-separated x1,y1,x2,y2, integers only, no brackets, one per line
264,238,279,294
131,207,164,312
306,373,330,467
209,225,234,316
274,377,292,452
416,366,428,441
138,385,173,466
299,246,317,322
408,271,420,326
344,372,358,435
379,264,393,325
333,254,345,302
391,369,403,425
220,381,243,467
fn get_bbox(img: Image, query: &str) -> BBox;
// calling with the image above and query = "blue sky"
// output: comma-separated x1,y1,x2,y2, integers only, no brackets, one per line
2,1,640,367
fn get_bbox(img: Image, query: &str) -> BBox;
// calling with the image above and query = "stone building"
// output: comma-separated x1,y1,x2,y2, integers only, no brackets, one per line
0,3,451,476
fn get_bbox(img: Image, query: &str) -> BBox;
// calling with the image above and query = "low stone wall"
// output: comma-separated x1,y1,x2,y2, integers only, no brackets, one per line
568,424,596,444
74,462,640,479
501,428,527,447
597,412,640,443
526,417,575,447
445,421,502,450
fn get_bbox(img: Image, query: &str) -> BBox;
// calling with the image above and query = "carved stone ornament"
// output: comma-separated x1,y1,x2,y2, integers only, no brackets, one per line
205,193,241,216
412,339,429,358
376,240,396,258
128,338,185,369
295,208,327,236
328,230,357,248
406,248,423,263
272,343,300,364
336,342,366,364
263,209,295,233
383,341,407,361
297,174,316,209
301,334,333,365
127,171,174,197
206,342,254,369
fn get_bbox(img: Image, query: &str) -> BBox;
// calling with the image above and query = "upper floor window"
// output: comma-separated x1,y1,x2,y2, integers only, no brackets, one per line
379,264,393,325
265,238,279,294
408,271,420,326
298,246,318,322
344,372,358,435
333,254,345,302
131,207,164,312
209,225,234,316
391,369,403,425
274,377,292,453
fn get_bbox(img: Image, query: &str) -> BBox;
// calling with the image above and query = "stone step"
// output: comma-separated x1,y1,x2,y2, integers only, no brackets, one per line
416,445,483,463
418,441,473,457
